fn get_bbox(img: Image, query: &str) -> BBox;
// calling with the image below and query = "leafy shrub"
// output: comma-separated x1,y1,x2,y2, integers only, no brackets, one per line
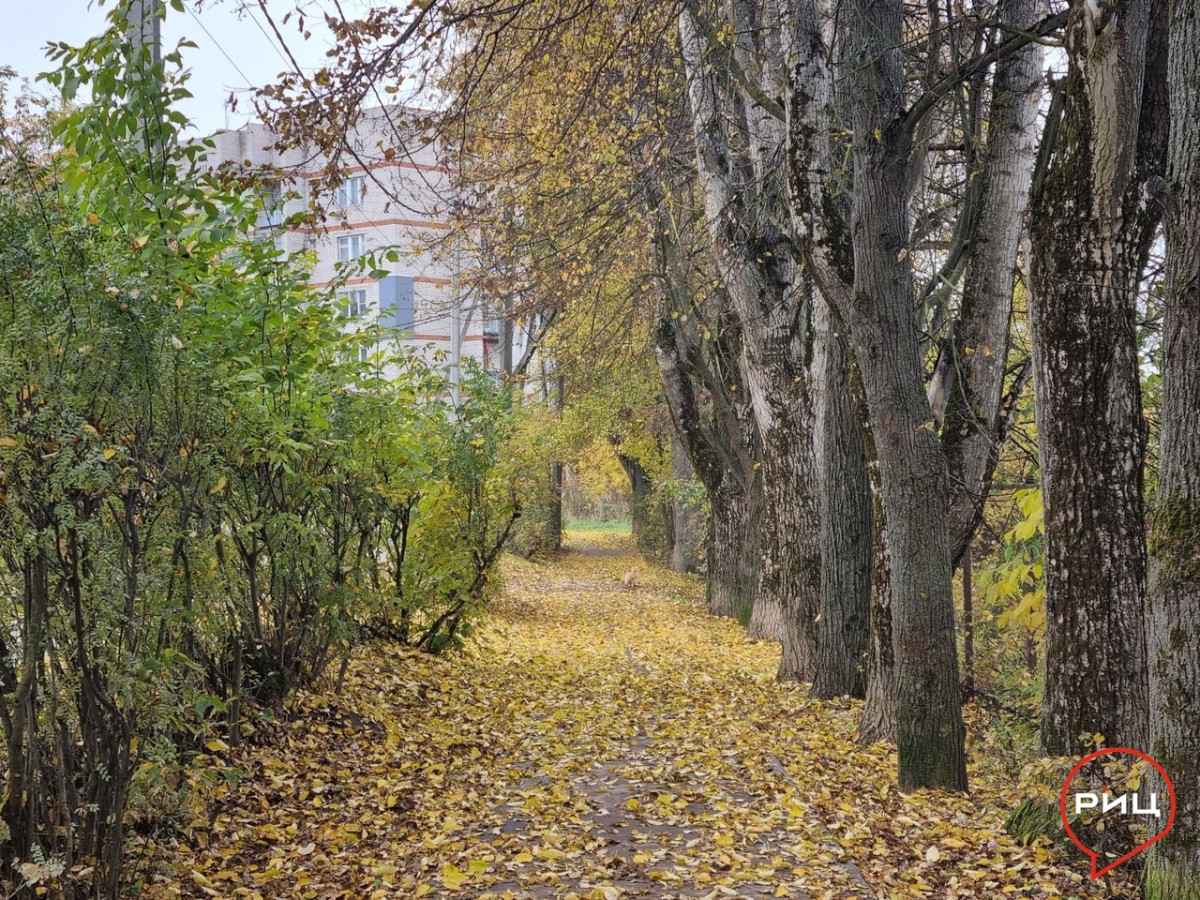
368,365,525,651
0,11,529,897
504,407,563,558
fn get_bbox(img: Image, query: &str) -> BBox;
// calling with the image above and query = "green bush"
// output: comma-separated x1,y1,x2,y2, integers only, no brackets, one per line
0,11,530,896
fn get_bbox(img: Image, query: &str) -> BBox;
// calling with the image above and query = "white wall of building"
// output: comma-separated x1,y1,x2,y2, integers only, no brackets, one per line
206,107,492,394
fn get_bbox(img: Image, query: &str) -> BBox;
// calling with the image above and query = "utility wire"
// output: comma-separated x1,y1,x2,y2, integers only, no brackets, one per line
184,1,254,90
244,5,292,70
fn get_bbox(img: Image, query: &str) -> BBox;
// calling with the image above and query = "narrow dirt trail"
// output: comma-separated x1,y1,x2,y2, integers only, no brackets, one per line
464,533,871,899
142,530,1108,900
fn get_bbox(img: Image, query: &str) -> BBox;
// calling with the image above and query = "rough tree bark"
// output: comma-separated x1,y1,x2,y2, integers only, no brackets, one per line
1145,2,1200,893
859,482,895,744
843,356,896,742
679,7,821,679
848,133,967,789
1028,0,1167,756
644,174,765,621
708,463,764,621
785,0,966,790
811,298,870,700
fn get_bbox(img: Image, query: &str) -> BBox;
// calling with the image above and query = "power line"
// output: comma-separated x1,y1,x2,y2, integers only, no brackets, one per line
184,1,254,90
244,6,292,70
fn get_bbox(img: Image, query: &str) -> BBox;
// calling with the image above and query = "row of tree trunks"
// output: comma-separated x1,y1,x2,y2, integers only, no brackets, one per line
646,177,765,621
656,309,763,613
661,0,1042,766
663,0,1161,798
679,8,821,679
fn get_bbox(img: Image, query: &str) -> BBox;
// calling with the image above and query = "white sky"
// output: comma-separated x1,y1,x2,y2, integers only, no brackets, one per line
1,0,340,136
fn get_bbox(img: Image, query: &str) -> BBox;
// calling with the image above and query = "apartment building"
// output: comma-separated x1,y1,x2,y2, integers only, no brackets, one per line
206,106,493,394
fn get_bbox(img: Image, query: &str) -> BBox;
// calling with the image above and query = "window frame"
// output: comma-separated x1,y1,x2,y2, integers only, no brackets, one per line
337,234,366,264
336,175,365,207
256,182,284,234
379,274,416,333
338,288,370,319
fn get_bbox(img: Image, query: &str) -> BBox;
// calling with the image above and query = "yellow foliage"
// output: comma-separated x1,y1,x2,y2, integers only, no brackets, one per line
139,530,1126,899
571,440,627,495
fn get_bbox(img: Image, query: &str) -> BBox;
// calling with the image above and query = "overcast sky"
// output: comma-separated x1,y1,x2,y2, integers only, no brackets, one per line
2,0,340,136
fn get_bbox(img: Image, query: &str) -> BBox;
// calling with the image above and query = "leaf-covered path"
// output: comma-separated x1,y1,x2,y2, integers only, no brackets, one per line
142,530,1120,899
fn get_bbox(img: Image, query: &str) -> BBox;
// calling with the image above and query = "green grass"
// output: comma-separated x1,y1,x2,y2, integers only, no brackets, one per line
566,519,632,534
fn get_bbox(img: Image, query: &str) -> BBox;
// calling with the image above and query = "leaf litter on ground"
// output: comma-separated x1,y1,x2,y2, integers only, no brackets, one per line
136,529,1133,899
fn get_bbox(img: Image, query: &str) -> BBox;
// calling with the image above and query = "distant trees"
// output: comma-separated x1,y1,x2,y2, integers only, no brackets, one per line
648,185,765,619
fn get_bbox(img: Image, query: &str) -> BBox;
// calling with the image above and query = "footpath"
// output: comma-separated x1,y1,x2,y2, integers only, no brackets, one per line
142,530,1107,900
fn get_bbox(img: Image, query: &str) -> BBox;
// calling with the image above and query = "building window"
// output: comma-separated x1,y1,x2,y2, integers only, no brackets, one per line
337,175,365,207
379,275,415,333
339,289,369,318
255,183,284,249
338,234,366,264
257,183,284,228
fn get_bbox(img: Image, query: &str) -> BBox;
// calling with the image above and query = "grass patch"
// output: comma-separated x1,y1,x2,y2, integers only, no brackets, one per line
565,519,632,534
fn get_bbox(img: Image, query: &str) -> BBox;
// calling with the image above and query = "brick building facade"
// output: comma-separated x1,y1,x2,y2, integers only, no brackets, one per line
206,107,493,395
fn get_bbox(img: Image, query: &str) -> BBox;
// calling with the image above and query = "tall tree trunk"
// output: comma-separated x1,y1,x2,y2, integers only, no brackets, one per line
669,439,703,573
849,356,897,744
616,451,664,562
745,337,820,666
1145,3,1200,894
549,461,563,551
851,210,966,789
549,374,565,551
940,0,1045,566
680,9,821,679
812,298,870,699
845,0,966,791
2,549,49,877
646,180,763,621
1028,0,1167,757
785,0,967,790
